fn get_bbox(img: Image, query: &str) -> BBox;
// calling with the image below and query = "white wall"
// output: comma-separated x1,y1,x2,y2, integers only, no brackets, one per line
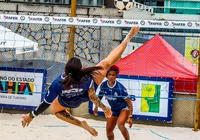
124,7,200,21
123,7,153,20
152,13,200,21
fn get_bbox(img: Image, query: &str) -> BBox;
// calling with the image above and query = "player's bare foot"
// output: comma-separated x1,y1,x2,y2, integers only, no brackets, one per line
81,121,98,136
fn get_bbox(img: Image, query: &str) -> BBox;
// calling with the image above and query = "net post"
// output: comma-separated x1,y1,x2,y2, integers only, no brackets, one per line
67,0,77,113
194,40,200,131
68,0,77,59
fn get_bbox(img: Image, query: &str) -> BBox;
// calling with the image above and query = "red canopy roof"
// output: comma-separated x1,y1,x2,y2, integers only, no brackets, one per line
116,34,198,93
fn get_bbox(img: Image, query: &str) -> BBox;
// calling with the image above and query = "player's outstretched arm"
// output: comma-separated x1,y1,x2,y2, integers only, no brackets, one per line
88,84,112,118
125,98,133,128
93,91,104,116
22,101,50,127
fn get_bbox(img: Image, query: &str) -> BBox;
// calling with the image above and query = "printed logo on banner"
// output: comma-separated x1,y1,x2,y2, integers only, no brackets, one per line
28,16,43,21
92,19,98,24
187,22,192,27
172,22,185,27
164,21,169,26
141,84,161,113
124,20,138,25
20,16,25,21
195,22,200,27
140,20,145,25
53,17,66,22
116,20,122,24
100,19,115,24
191,49,199,58
44,17,50,22
148,21,162,26
68,18,74,22
0,77,34,95
77,18,90,23
4,15,18,20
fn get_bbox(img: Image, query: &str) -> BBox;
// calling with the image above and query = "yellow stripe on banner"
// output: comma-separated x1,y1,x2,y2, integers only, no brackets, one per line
29,82,34,94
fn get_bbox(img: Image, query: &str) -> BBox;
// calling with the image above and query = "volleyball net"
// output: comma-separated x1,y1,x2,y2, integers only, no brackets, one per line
0,14,200,122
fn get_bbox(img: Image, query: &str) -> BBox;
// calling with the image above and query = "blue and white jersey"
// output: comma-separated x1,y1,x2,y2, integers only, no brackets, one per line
44,74,64,104
100,80,129,111
44,73,97,108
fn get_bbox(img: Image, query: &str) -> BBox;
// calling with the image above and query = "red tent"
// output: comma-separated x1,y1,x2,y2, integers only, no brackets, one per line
115,34,198,93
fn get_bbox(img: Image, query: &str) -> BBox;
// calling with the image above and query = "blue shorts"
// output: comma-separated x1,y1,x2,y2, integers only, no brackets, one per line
112,107,129,117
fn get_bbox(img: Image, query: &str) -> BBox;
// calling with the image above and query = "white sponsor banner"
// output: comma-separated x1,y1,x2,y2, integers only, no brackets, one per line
0,70,45,107
91,77,173,121
0,14,199,30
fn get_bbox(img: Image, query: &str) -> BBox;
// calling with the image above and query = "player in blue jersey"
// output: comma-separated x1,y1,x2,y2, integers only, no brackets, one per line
93,65,135,140
21,73,69,127
22,26,140,137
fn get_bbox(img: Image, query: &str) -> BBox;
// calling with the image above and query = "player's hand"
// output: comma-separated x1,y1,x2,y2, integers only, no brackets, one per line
124,26,140,42
127,118,133,128
103,107,112,118
93,106,98,116
21,113,33,128
129,26,140,38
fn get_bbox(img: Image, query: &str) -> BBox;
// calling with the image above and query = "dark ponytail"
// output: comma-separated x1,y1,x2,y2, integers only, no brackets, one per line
60,57,103,89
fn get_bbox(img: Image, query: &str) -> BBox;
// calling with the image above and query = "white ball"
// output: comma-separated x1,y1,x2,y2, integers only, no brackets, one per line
114,0,134,11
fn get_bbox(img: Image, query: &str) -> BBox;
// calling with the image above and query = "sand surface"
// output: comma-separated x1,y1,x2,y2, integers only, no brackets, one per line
0,113,200,140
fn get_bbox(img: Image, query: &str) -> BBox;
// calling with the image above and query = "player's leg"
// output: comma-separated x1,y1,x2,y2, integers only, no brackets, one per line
106,116,118,140
117,109,130,140
94,26,140,85
50,97,98,136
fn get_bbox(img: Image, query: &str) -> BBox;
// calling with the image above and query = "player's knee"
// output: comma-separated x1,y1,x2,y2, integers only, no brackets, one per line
106,127,113,134
117,124,126,131
54,111,66,119
106,131,114,137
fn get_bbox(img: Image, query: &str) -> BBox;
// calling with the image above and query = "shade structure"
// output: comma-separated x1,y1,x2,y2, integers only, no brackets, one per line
0,25,38,54
116,34,198,93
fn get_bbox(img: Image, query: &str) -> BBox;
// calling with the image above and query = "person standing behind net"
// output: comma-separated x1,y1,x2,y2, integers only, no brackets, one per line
22,26,140,137
93,65,135,140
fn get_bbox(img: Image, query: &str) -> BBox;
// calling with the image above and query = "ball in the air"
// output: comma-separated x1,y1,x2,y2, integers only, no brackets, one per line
114,0,134,11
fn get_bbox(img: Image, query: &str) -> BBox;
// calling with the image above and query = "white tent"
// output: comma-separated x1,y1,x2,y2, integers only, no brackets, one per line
0,25,38,54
